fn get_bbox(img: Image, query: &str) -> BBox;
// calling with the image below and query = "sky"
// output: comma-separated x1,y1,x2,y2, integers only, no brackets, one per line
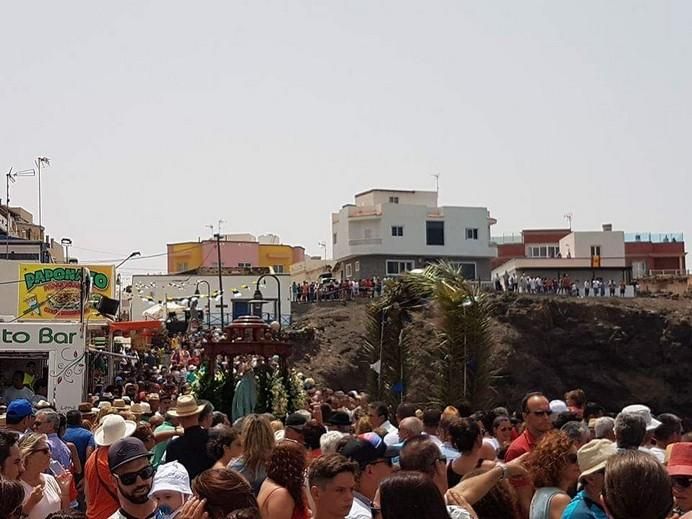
2,1,690,278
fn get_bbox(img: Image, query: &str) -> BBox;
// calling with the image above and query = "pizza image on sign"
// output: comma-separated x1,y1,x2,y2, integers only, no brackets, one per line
17,264,115,321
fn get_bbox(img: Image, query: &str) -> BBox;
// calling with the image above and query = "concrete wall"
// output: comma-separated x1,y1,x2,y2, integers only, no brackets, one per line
167,242,203,273
560,231,625,261
201,241,259,268
340,254,491,281
355,190,438,207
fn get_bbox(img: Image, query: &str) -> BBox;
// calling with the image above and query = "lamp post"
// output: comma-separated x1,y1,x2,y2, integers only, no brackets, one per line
214,233,225,328
36,157,50,231
115,251,141,320
195,280,212,329
254,273,282,329
60,238,72,263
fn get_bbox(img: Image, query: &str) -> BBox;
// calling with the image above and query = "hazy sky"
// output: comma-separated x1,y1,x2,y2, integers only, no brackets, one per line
3,1,690,276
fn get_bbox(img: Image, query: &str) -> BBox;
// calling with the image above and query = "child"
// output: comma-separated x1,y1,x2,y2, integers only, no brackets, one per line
150,461,192,519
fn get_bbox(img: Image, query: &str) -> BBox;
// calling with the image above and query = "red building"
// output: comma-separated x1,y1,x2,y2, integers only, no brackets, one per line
493,229,686,278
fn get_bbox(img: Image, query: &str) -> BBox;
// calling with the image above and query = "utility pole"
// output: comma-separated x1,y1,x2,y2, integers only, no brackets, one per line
215,233,225,327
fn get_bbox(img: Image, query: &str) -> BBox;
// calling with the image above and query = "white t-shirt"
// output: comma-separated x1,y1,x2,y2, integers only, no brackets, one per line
21,474,62,519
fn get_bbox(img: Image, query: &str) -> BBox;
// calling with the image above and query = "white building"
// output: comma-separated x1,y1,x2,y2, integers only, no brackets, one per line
331,189,497,280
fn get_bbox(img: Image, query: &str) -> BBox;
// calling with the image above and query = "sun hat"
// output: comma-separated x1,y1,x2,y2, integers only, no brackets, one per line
7,399,35,420
112,399,131,411
94,414,137,446
620,404,661,432
139,402,152,415
109,437,152,471
130,403,145,416
98,401,112,411
667,443,692,477
147,393,160,401
150,461,192,497
577,439,617,479
168,394,205,418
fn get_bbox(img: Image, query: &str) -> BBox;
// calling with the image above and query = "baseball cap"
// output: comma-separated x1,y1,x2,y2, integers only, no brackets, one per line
7,399,34,420
341,432,396,468
285,413,308,431
150,461,192,497
109,437,152,471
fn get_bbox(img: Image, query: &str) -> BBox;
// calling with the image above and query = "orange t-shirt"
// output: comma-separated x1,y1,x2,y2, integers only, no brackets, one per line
85,447,119,519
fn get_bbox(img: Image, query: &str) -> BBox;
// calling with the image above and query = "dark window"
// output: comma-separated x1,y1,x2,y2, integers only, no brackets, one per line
333,233,337,245
465,228,478,240
391,226,404,237
426,221,445,246
389,196,399,204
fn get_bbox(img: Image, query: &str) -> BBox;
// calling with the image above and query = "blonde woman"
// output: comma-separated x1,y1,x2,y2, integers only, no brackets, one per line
229,414,275,495
18,433,72,519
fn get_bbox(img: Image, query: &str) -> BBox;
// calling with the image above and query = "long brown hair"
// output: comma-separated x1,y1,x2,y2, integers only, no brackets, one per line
192,468,259,519
267,440,307,512
380,471,449,519
240,414,274,473
526,430,574,489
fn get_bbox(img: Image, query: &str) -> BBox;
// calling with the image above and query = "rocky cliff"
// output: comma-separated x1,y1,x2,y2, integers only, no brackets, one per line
287,295,692,414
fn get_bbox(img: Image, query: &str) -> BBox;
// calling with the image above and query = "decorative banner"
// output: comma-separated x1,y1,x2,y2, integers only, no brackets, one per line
17,264,115,321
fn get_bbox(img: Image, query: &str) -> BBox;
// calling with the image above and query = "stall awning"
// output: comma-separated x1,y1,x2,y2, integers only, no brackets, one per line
109,320,164,333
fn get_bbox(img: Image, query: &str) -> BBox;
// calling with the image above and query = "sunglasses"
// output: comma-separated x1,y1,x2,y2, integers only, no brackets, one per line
671,476,692,489
529,410,553,417
116,465,155,486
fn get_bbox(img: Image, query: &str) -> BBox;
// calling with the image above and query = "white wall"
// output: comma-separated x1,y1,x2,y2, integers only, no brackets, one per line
332,203,496,259
559,231,625,264
356,190,438,207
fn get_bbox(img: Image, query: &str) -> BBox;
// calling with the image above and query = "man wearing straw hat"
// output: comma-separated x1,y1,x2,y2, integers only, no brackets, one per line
165,394,215,479
85,414,137,519
562,439,617,519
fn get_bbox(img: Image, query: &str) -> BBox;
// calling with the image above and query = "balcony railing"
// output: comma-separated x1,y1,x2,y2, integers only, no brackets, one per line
625,232,684,243
491,234,523,244
348,238,383,246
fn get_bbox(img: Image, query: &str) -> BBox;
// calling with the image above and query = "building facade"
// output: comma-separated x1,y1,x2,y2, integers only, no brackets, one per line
331,189,497,280
167,234,305,275
493,227,686,279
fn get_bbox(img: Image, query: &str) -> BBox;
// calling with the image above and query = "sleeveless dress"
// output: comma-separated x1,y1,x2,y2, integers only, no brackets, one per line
529,487,564,519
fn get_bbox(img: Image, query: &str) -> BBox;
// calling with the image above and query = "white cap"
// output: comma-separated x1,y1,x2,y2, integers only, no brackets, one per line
550,400,568,420
150,461,192,497
621,404,662,432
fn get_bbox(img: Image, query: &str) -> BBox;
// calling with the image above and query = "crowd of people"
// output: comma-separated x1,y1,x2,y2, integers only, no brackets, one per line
1,358,691,519
495,272,631,298
292,278,384,303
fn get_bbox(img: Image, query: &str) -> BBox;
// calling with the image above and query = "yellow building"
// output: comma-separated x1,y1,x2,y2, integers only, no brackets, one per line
167,242,203,273
258,244,295,274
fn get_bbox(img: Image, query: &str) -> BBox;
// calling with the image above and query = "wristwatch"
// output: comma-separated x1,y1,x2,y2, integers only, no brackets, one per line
497,463,509,480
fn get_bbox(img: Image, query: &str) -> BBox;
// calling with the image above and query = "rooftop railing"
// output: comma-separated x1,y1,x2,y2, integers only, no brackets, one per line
625,232,684,243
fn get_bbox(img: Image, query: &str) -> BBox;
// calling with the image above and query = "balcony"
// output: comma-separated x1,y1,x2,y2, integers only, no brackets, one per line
625,232,684,243
346,205,383,219
348,238,383,246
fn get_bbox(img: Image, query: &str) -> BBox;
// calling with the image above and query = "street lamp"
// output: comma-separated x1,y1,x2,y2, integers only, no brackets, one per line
115,251,141,321
60,238,72,263
254,274,282,329
195,280,212,329
35,157,50,230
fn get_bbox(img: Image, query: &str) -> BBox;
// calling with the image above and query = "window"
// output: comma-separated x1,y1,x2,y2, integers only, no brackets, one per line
426,221,445,246
355,261,360,272
391,226,404,237
272,265,285,274
386,260,415,276
332,233,337,245
528,245,560,258
465,228,479,240
238,262,251,268
345,264,353,277
590,245,601,257
176,262,188,272
389,196,399,204
450,262,477,280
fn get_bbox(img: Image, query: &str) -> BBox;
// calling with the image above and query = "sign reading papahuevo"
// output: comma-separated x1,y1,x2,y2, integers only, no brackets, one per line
17,263,115,321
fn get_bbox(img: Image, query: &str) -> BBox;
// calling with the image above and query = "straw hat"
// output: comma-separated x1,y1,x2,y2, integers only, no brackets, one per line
94,414,137,446
168,395,205,418
112,399,130,411
130,403,145,416
98,401,112,411
577,439,617,480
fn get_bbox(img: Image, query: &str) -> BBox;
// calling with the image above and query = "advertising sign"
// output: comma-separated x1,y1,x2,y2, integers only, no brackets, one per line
17,263,115,321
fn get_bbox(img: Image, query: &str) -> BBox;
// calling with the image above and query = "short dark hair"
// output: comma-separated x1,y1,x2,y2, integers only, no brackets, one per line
654,413,682,442
0,430,20,471
395,403,417,421
614,413,646,449
303,420,327,451
422,408,442,429
521,392,545,414
369,402,389,421
308,454,358,488
399,435,441,478
66,410,82,427
199,401,214,422
207,425,240,461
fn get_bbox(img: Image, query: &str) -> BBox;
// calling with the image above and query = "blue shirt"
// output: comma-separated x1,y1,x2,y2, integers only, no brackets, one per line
47,433,73,470
63,425,95,466
562,490,607,519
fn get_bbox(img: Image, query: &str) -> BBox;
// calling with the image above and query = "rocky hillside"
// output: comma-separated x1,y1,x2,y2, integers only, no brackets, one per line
287,295,692,414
